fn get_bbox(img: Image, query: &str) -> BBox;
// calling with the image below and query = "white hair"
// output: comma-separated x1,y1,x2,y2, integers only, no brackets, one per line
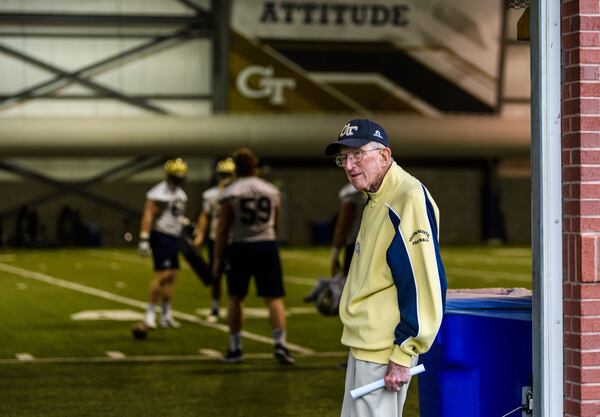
366,141,386,150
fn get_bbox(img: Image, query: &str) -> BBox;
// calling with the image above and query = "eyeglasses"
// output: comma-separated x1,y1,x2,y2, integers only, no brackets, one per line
335,148,381,167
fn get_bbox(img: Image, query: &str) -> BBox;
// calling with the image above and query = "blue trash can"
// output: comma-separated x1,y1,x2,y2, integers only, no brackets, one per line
418,295,532,417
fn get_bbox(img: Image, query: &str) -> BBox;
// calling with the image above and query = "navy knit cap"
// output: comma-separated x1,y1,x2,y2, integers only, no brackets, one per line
324,119,389,156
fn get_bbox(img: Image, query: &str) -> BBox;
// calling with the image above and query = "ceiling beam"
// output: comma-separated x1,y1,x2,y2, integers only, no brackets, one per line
0,12,211,27
0,115,531,158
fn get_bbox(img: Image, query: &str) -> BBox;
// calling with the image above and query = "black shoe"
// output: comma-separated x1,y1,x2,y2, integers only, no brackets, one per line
274,344,295,365
206,308,219,323
223,349,243,363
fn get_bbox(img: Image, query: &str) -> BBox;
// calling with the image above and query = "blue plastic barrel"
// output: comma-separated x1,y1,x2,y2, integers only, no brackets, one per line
418,295,532,417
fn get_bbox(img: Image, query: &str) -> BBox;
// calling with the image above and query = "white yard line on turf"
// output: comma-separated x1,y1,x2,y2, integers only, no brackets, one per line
285,276,318,286
15,353,34,361
198,349,222,358
87,250,148,264
88,251,319,287
0,351,347,366
0,262,313,355
87,250,191,272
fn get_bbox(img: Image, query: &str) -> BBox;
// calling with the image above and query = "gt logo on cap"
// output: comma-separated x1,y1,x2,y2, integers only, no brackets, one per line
340,123,358,137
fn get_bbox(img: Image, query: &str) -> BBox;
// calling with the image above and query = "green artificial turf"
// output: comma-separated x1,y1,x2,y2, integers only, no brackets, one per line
0,245,531,416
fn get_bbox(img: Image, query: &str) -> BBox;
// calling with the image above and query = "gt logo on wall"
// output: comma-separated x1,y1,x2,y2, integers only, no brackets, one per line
228,30,357,113
236,65,296,106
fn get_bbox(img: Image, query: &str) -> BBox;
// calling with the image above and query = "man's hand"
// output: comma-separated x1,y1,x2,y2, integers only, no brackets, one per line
383,361,410,392
138,239,151,257
138,231,151,256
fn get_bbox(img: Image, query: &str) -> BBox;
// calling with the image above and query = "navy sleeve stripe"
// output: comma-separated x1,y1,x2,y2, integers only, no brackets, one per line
385,204,420,346
421,185,448,309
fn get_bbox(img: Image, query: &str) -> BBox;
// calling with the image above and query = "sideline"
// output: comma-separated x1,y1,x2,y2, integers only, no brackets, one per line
0,262,314,354
0,351,346,366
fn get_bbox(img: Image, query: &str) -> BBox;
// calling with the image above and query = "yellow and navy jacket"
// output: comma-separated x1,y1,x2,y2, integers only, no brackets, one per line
339,162,447,367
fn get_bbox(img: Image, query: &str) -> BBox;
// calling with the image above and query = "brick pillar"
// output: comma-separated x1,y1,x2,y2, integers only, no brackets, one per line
562,1,600,416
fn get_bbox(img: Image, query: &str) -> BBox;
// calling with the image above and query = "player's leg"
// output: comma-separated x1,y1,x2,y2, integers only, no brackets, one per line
254,241,294,365
266,297,286,330
227,295,243,333
223,242,250,362
145,269,171,329
160,234,181,328
207,239,221,322
223,295,244,362
147,231,181,328
264,296,294,365
159,269,180,328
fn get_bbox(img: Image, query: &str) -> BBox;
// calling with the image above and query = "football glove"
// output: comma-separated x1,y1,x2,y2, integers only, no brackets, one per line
138,239,151,257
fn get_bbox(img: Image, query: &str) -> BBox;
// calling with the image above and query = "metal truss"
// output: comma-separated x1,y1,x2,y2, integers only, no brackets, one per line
0,156,167,219
0,0,227,115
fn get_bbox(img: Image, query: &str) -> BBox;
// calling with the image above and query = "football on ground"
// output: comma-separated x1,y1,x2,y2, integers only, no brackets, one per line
131,321,148,340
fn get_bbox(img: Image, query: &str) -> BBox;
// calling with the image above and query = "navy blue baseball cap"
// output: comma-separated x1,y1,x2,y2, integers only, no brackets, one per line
324,119,389,156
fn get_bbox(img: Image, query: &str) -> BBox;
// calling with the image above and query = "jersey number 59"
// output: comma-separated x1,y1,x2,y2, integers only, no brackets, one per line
240,197,271,225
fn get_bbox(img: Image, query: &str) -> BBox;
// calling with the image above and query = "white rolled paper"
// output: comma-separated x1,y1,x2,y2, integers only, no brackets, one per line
350,364,426,399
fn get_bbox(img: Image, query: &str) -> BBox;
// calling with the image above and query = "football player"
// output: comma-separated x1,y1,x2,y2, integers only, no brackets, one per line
193,157,236,322
138,158,189,329
212,148,294,365
331,183,367,277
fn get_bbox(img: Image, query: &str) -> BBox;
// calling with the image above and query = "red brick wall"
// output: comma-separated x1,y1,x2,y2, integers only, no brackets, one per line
562,1,600,416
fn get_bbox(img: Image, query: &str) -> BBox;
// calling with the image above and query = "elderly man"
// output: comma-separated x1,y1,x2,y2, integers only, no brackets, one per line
324,119,447,417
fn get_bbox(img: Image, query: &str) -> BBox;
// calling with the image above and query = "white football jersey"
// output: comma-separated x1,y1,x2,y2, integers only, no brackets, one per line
201,185,222,241
146,180,188,237
220,176,280,242
339,183,367,246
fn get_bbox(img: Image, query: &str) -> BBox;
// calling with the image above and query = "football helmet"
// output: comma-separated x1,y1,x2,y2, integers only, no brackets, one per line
216,157,235,175
164,158,188,178
309,273,347,317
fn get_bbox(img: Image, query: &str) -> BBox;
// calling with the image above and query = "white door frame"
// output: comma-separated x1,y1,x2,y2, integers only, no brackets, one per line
530,0,563,415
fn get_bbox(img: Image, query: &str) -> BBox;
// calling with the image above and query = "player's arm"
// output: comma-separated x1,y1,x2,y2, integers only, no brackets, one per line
212,200,234,277
386,187,446,369
138,199,159,256
331,201,357,275
193,208,209,248
273,204,280,235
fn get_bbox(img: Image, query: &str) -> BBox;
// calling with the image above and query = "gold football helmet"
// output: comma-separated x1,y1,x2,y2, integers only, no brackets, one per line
164,158,188,178
216,157,235,175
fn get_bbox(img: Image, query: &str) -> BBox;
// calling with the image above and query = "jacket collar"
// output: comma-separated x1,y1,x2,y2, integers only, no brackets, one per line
366,161,405,205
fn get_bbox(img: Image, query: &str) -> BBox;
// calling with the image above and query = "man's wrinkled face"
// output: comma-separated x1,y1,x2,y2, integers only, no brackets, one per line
339,144,384,192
